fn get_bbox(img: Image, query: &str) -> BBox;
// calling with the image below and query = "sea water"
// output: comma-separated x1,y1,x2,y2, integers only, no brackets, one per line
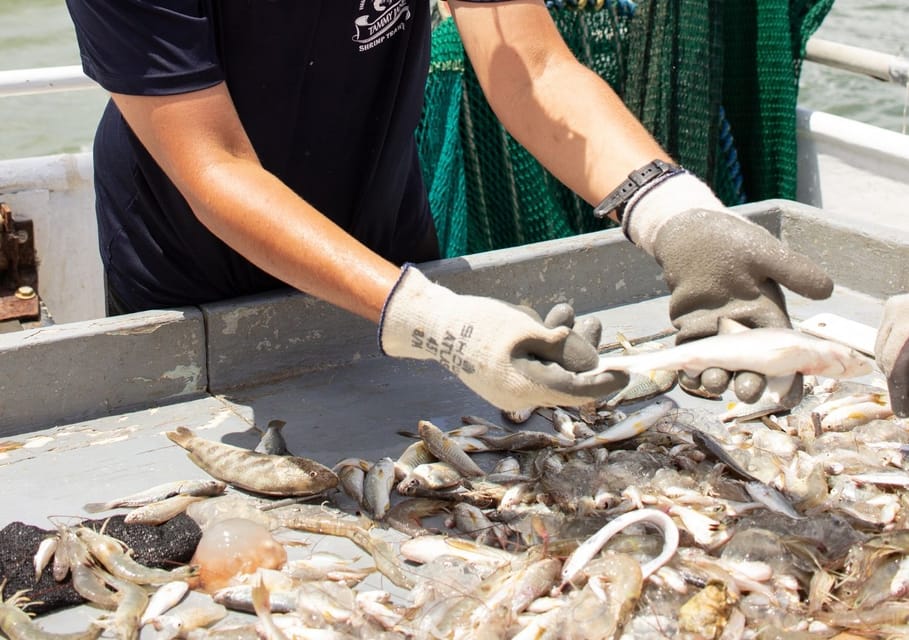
0,0,905,161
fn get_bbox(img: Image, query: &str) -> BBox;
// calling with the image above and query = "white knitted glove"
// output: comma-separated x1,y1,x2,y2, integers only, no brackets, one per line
379,265,628,411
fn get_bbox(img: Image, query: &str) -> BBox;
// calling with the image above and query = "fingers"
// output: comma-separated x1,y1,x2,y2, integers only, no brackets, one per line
525,326,600,372
733,372,766,403
516,358,629,402
574,315,603,348
543,303,575,329
538,303,603,372
760,246,834,301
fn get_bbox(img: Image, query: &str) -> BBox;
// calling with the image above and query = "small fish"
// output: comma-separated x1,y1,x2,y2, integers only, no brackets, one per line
417,420,484,478
395,441,435,478
123,494,206,526
689,429,758,483
397,461,463,494
820,399,893,431
588,327,873,379
744,481,804,520
150,599,228,638
605,332,677,408
847,471,909,487
83,479,227,513
400,535,516,569
165,427,338,497
476,431,572,451
213,584,297,614
362,457,396,520
492,457,521,475
559,398,676,452
333,458,369,506
33,535,58,581
255,419,290,456
139,580,189,626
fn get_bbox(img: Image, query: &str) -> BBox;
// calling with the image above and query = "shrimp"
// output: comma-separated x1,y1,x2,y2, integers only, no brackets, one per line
102,574,148,640
0,582,103,640
55,527,119,609
75,526,195,585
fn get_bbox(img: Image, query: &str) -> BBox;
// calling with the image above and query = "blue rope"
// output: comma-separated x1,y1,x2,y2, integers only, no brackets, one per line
719,107,747,203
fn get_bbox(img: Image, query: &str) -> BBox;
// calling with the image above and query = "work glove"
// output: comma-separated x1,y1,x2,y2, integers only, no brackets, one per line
379,265,628,411
875,293,909,417
624,171,834,402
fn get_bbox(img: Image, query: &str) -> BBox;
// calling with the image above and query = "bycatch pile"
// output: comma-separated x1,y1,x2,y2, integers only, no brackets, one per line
6,330,909,639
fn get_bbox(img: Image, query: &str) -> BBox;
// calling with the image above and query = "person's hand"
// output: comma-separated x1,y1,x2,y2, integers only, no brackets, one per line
379,265,628,411
875,294,909,417
624,170,834,402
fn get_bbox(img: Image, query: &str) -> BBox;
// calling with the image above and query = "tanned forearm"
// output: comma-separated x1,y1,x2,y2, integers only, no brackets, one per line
111,86,400,323
185,158,400,322
448,0,671,216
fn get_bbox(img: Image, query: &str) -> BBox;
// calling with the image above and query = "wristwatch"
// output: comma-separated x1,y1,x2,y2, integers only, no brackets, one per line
592,159,684,222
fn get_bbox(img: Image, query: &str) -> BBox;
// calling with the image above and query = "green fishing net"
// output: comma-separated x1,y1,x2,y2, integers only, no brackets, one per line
416,0,834,258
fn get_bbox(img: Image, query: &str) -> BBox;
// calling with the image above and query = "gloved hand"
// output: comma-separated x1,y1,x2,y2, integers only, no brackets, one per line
379,265,628,411
624,171,834,402
875,293,909,417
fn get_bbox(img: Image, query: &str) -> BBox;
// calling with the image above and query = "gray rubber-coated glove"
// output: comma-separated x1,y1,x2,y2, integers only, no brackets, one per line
875,293,909,417
379,265,628,411
625,171,834,402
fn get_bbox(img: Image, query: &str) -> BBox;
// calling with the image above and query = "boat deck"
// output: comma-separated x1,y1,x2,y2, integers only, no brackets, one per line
1,199,906,633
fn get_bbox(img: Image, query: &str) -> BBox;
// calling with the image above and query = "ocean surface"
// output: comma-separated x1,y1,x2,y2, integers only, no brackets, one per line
0,0,906,161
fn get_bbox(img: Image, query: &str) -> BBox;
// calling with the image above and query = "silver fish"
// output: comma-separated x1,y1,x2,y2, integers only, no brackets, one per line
397,461,463,494
559,398,676,453
589,327,873,379
139,580,189,626
418,420,485,478
123,494,206,526
362,457,396,520
82,479,227,513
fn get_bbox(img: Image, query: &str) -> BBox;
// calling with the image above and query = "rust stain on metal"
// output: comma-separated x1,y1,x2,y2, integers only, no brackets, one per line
0,202,39,322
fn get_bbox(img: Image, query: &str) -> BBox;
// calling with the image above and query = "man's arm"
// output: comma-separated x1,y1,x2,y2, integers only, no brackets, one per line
447,0,670,216
449,0,834,403
110,82,628,410
110,84,400,323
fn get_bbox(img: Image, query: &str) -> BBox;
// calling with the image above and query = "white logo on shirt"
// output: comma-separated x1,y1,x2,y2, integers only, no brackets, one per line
353,0,412,52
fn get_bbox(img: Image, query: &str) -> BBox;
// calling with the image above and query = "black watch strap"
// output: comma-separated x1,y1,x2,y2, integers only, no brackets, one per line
593,159,684,221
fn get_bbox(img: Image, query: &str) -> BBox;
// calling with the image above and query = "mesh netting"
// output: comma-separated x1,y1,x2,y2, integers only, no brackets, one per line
416,0,834,259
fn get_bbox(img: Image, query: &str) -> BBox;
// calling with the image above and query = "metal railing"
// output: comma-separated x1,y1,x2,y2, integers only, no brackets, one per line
805,38,909,86
1,37,907,99
0,65,96,97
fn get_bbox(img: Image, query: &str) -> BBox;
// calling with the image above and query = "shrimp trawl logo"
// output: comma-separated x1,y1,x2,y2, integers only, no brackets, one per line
354,0,411,52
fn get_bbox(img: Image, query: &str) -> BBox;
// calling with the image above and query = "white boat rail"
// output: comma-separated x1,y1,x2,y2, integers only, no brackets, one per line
805,38,909,86
0,36,907,99
0,65,96,97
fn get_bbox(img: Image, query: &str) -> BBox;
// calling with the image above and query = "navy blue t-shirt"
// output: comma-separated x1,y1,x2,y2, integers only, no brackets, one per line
66,0,458,311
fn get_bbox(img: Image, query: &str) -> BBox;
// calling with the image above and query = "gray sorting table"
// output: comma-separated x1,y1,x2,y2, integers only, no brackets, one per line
0,199,906,632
